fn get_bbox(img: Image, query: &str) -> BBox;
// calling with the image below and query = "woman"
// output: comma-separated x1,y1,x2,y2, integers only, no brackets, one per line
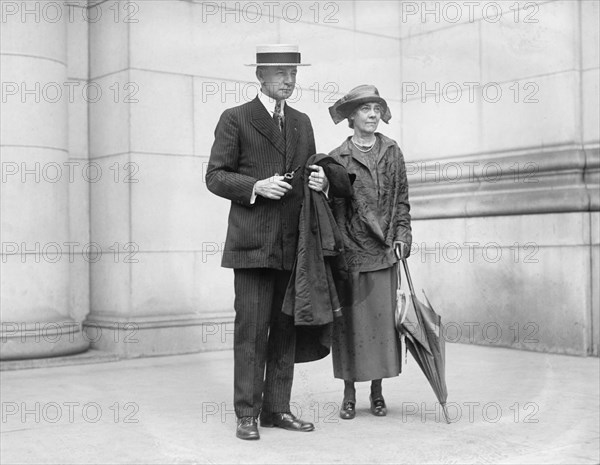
328,85,412,419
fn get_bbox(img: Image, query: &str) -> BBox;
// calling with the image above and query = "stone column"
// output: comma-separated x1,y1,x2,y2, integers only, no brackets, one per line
0,1,89,359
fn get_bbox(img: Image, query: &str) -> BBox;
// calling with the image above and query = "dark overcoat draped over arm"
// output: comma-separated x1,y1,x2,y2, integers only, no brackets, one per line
205,96,316,271
282,154,354,363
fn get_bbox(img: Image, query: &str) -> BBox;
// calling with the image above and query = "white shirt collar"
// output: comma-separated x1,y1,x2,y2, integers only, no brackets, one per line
257,90,285,117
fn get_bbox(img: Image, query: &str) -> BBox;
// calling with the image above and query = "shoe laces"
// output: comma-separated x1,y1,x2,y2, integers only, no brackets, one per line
239,416,255,426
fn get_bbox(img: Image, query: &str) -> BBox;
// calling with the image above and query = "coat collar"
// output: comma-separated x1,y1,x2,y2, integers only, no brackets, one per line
249,96,300,170
256,90,286,116
284,107,299,171
338,133,396,170
250,96,286,155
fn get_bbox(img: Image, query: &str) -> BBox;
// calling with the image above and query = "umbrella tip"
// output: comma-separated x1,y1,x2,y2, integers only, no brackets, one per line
441,403,451,424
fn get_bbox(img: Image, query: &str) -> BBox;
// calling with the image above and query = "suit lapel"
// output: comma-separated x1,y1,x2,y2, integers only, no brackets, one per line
250,97,286,156
284,109,299,171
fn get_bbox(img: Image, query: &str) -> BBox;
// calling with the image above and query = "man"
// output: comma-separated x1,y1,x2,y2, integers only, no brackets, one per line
205,44,328,440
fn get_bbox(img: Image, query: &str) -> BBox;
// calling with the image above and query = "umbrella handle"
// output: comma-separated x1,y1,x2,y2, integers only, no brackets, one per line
401,258,417,297
396,262,407,323
399,259,427,330
397,290,408,324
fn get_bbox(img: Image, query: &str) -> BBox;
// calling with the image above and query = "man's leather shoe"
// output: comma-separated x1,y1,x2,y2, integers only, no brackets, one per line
260,412,315,432
236,416,260,440
370,395,387,416
340,400,356,420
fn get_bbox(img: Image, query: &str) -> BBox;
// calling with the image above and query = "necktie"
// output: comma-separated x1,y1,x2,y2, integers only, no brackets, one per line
273,101,283,132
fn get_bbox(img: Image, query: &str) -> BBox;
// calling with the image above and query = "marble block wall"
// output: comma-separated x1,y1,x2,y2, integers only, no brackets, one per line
1,0,597,359
398,0,599,356
84,0,409,356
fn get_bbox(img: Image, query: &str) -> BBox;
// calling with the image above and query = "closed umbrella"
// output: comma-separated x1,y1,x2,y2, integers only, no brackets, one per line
395,259,450,424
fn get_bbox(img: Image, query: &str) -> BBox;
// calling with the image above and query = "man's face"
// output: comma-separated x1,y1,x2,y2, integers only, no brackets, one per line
258,66,297,101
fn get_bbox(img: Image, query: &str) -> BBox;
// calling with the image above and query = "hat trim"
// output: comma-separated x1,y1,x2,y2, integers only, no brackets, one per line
337,96,387,112
329,96,391,125
244,63,311,67
256,52,301,64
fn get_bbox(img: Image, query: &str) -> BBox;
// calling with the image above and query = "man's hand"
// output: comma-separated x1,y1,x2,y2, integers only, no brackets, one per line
308,165,329,193
254,175,292,200
394,241,410,260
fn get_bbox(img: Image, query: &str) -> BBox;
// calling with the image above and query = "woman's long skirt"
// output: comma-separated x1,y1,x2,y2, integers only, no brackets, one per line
332,265,402,382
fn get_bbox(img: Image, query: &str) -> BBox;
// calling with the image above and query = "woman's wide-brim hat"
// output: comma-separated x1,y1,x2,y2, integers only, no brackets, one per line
328,84,392,124
245,44,310,66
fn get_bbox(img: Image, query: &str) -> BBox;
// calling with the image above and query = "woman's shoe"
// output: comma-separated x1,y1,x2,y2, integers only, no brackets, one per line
369,395,387,416
340,400,356,419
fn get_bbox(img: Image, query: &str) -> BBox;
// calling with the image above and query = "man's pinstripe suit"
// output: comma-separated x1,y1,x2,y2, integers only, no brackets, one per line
206,95,316,417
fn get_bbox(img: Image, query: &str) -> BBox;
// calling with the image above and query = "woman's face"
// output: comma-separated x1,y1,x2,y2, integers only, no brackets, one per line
351,102,382,135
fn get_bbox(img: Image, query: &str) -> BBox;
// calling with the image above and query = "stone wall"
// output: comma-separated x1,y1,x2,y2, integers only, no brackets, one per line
1,0,597,359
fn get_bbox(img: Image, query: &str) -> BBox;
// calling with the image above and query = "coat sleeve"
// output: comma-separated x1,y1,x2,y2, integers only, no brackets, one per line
205,110,258,207
394,147,413,248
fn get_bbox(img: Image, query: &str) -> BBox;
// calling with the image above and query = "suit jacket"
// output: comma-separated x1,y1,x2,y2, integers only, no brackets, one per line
206,96,316,270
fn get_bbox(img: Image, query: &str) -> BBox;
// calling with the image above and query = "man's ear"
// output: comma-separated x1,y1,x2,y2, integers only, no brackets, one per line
255,67,263,85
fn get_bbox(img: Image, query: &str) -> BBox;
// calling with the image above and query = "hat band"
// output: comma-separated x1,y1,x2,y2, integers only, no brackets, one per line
256,52,301,64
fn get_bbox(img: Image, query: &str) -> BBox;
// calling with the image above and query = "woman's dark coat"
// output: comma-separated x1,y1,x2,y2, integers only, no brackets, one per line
329,133,412,272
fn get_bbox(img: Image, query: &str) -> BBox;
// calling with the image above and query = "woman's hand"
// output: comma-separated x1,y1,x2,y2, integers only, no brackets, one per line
394,241,410,260
308,165,329,193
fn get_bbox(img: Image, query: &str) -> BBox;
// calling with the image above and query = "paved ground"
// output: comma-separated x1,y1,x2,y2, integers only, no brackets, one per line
1,343,599,464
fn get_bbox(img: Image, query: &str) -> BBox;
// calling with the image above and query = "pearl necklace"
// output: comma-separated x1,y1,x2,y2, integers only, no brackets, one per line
351,136,376,152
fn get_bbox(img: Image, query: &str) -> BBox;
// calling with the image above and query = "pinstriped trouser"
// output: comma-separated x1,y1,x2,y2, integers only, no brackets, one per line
233,268,296,418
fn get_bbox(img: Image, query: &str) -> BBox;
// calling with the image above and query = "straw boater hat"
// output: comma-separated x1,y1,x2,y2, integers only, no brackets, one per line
245,44,310,66
328,84,392,125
